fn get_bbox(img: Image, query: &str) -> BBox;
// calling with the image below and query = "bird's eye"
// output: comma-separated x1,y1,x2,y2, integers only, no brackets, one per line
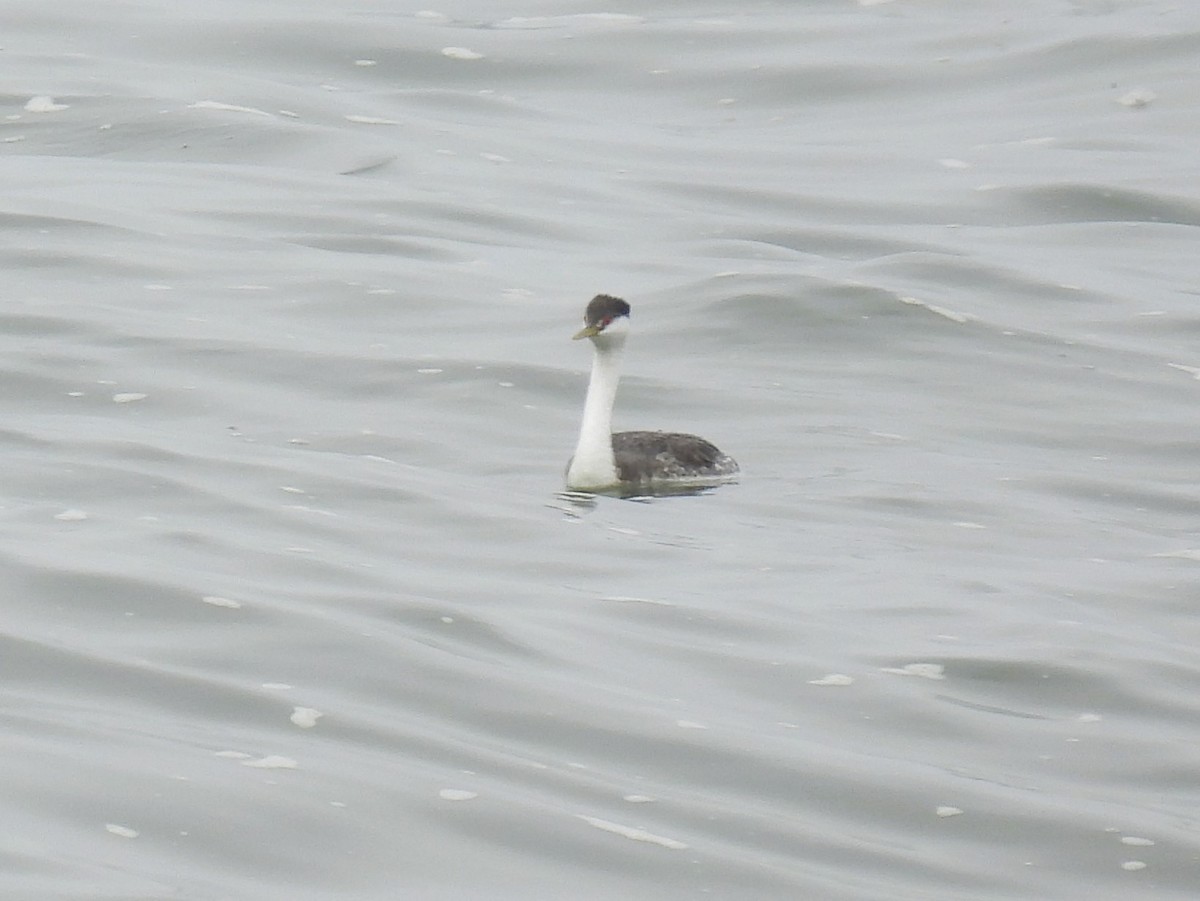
600,317,612,328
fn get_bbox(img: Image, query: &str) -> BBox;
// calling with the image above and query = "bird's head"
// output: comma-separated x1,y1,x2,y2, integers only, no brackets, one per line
573,294,631,343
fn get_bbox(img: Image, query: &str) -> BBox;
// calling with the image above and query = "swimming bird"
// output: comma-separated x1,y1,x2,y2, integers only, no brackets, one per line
565,294,739,492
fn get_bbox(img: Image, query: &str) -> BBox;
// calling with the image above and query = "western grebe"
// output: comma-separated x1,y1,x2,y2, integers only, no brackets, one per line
565,294,739,492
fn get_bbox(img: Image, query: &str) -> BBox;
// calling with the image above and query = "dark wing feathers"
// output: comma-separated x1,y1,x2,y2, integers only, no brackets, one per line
612,430,737,483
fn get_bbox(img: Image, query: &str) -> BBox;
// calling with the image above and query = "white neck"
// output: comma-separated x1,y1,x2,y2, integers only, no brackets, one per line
566,333,625,489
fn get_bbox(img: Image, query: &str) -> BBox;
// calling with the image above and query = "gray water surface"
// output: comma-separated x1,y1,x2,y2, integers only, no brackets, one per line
3,2,1200,899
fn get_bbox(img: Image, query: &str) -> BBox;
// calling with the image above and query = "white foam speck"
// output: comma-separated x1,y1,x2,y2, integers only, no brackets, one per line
495,15,552,28
439,789,478,801
1121,836,1155,846
105,823,139,838
1167,363,1200,380
623,794,655,803
418,368,443,374
201,595,242,609
954,521,986,529
290,707,323,729
112,392,147,403
143,283,173,291
214,750,252,759
883,663,945,680
938,158,971,169
1115,89,1155,108
808,674,854,686
936,806,963,818
241,755,298,769
1151,549,1200,561
262,683,292,691
283,504,339,518
898,295,969,324
54,509,88,521
576,815,687,849
676,720,707,729
345,115,400,125
481,152,511,163
442,47,484,60
26,95,69,112
1121,860,1147,871
498,381,514,388
1077,712,1102,723
191,100,271,116
354,59,377,67
601,595,676,606
280,486,305,494
330,800,347,808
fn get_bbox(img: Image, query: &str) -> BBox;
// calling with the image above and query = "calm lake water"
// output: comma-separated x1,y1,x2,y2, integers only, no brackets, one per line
4,2,1200,898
